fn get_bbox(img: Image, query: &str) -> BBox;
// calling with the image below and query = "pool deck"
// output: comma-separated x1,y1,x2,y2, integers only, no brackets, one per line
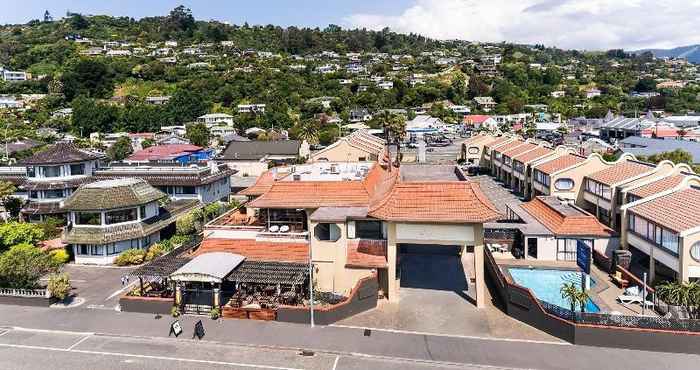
494,256,658,317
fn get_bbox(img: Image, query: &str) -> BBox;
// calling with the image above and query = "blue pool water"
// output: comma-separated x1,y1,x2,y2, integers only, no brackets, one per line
508,268,601,313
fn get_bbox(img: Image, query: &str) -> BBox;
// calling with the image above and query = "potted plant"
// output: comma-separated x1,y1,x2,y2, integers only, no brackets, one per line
209,307,220,320
171,305,180,318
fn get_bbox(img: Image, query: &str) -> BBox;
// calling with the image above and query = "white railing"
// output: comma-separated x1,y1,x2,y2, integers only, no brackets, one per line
0,287,50,298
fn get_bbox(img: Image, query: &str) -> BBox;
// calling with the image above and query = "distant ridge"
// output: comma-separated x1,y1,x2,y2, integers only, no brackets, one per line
632,44,700,64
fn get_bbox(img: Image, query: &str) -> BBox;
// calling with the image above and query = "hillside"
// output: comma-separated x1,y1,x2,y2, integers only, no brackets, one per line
633,44,700,63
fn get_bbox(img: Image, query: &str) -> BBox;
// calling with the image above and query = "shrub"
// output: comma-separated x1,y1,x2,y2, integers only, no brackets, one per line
39,217,64,239
144,244,164,262
169,235,190,248
49,249,70,266
114,248,146,266
171,305,180,317
176,213,197,235
209,307,220,320
0,243,56,288
0,222,45,253
47,273,71,300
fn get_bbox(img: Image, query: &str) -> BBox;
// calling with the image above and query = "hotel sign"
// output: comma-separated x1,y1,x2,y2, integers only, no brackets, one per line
576,240,591,275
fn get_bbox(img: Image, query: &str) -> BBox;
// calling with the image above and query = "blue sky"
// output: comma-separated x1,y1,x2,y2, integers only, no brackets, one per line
0,0,413,28
2,0,699,50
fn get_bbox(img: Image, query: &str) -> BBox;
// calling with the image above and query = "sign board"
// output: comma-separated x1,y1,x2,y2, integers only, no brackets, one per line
169,320,182,337
193,320,205,340
576,240,591,275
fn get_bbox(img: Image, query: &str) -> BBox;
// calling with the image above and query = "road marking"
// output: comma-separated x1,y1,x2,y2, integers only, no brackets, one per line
0,330,8,337
11,327,94,336
66,334,92,351
0,342,304,370
331,355,339,370
105,281,137,301
329,324,570,346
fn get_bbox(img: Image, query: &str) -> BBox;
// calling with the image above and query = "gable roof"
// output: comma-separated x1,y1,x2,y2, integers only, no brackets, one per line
521,197,614,237
627,174,686,199
492,140,525,155
502,142,538,158
587,160,654,186
512,146,553,164
238,170,276,196
628,188,700,234
19,142,103,165
367,181,501,223
534,154,586,175
220,140,301,161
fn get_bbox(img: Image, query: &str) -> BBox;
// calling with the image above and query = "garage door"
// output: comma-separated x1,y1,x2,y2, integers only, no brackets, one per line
399,244,462,255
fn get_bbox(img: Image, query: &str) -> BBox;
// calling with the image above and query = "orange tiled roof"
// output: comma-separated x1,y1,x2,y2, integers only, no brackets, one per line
521,197,615,237
502,142,538,158
628,188,700,233
368,181,501,223
512,146,553,164
238,170,275,196
484,136,512,150
587,160,654,186
197,238,309,263
492,140,525,155
534,154,585,175
628,175,686,199
346,239,387,268
247,181,370,208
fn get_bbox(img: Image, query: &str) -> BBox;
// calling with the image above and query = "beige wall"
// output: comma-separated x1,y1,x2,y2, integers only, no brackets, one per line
549,156,607,202
309,140,377,163
680,231,700,282
225,160,268,177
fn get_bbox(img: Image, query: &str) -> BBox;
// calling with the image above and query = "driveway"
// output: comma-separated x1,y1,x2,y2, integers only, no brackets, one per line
53,264,135,310
336,247,492,336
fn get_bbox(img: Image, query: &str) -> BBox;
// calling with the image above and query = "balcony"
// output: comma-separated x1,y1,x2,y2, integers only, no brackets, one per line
583,191,612,211
206,208,309,242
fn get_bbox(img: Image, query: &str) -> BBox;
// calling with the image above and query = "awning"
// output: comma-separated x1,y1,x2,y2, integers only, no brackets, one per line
226,261,309,286
170,252,245,283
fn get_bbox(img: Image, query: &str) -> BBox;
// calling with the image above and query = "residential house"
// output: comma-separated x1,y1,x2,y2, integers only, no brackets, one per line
585,88,602,99
349,108,372,123
309,129,385,163
125,144,213,164
531,152,607,201
1,69,28,82
145,96,171,105
198,113,235,126
474,97,496,112
62,178,201,265
237,104,266,114
218,140,310,177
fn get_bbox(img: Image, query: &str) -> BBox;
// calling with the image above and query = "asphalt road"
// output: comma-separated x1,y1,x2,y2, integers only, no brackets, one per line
0,327,510,370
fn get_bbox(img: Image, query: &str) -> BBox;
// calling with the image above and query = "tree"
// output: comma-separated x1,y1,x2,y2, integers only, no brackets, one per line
141,138,155,148
0,222,44,252
107,136,134,161
62,59,113,100
634,78,657,92
165,5,195,34
2,198,22,220
166,90,209,124
0,243,56,289
560,282,583,315
0,181,16,221
293,119,320,144
656,280,700,318
186,123,210,147
637,149,693,167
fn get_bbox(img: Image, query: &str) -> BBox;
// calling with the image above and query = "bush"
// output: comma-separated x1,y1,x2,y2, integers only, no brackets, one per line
114,248,146,266
0,243,56,289
209,307,220,320
0,222,45,253
169,235,191,248
176,213,197,235
39,217,64,239
144,244,164,262
47,273,71,300
49,249,70,266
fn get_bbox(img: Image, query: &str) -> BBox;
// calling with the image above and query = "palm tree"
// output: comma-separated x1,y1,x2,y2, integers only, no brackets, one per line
376,111,406,164
560,282,580,314
295,119,319,145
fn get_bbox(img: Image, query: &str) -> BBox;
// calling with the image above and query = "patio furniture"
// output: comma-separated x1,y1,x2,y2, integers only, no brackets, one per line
624,286,640,296
269,225,280,232
612,271,629,288
617,295,643,304
279,225,290,233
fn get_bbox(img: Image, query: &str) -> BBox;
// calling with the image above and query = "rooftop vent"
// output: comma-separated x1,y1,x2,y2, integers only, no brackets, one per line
293,174,301,181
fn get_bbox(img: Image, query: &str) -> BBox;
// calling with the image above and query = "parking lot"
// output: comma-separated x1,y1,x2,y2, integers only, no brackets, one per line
51,264,135,310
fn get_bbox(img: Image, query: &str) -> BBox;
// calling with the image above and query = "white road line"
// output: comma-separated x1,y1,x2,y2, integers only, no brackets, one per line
11,327,94,336
0,342,304,370
0,330,8,337
66,334,92,351
331,355,340,370
105,281,137,301
329,324,570,346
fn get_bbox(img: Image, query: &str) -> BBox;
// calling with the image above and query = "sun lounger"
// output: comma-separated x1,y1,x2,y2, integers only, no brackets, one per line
617,295,643,304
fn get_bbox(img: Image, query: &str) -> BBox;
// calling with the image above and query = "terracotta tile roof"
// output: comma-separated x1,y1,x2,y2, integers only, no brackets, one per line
534,154,586,175
368,181,501,223
483,136,512,150
238,170,275,196
346,239,387,268
512,146,553,164
587,160,655,186
196,238,309,263
502,142,538,158
492,140,525,155
628,188,700,233
346,129,386,155
247,181,370,208
628,175,686,199
520,197,615,237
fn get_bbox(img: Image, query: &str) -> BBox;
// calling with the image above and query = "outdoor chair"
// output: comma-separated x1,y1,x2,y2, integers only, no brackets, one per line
612,271,629,288
617,295,643,304
269,225,280,232
279,225,290,233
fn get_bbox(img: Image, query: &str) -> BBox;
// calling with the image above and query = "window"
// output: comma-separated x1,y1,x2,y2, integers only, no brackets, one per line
105,208,137,224
534,170,550,186
358,157,367,161
70,163,85,175
27,166,36,177
76,212,101,225
79,245,88,255
314,223,341,242
554,178,574,191
557,239,592,261
355,220,383,239
628,213,679,256
44,189,64,199
88,245,103,256
468,147,479,155
107,243,119,255
177,186,196,194
513,161,524,173
139,205,147,220
43,166,62,178
29,191,39,199
504,157,512,166
691,242,700,262
494,152,502,160
586,179,611,200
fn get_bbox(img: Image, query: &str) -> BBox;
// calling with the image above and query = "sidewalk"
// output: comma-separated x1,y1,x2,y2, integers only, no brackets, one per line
0,305,697,370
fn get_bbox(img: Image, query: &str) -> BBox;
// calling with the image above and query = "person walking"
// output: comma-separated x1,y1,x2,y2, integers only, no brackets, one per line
120,276,125,287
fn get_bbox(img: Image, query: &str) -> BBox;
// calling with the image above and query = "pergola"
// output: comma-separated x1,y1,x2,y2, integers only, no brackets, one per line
226,261,309,286
128,244,194,295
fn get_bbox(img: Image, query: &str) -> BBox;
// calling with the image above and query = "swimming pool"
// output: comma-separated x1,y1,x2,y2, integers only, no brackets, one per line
507,268,601,313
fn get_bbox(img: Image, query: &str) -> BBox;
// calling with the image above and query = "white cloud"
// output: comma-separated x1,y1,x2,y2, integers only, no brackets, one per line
345,0,700,50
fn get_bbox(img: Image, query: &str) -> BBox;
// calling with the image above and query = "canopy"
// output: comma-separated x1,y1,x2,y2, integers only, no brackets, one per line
170,252,245,283
226,261,309,286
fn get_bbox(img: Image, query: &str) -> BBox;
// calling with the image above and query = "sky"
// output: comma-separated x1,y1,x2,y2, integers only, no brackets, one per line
2,0,700,51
